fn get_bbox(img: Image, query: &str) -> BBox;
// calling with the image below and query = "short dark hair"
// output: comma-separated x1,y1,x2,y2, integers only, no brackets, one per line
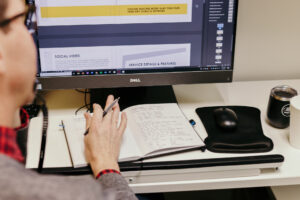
0,0,8,21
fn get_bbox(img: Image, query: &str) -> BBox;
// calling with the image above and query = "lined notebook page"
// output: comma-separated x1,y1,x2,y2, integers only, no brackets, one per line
63,116,141,167
125,103,204,155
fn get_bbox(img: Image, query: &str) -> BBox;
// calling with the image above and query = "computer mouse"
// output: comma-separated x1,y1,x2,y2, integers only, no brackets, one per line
213,108,238,131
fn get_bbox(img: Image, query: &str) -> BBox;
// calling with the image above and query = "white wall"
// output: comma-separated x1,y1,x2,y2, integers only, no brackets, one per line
233,0,300,81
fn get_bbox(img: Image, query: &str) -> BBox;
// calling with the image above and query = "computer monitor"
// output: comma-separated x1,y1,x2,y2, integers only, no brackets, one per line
33,0,238,107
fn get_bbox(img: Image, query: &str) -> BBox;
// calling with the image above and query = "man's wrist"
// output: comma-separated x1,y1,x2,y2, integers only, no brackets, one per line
90,159,120,178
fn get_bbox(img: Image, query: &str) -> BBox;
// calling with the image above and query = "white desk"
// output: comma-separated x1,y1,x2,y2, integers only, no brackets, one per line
40,79,300,198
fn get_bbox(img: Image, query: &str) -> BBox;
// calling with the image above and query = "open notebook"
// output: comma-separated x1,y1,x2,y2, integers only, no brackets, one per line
62,103,205,168
25,103,284,173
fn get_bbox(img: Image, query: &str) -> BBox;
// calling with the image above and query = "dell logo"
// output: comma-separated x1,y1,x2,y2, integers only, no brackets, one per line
130,78,141,83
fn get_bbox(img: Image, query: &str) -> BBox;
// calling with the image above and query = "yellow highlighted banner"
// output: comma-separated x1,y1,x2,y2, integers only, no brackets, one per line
41,4,188,18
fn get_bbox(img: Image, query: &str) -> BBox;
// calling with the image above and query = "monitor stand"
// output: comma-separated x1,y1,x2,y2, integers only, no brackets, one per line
90,86,177,110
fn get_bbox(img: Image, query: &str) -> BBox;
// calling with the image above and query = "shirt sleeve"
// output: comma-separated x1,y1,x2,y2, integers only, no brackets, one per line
97,171,138,200
96,169,121,179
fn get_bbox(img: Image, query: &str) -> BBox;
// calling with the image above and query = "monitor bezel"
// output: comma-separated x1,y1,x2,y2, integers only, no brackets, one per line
37,70,233,90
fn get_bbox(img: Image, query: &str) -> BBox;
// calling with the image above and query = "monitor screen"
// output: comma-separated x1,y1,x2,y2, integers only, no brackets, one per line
33,0,238,89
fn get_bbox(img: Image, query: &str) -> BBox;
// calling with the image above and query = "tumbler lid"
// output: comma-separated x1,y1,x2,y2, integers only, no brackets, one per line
271,85,298,101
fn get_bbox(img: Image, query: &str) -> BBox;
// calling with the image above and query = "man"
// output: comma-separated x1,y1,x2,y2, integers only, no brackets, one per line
0,0,137,199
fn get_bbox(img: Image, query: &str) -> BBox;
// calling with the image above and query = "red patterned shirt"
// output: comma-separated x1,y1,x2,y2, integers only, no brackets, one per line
0,108,28,163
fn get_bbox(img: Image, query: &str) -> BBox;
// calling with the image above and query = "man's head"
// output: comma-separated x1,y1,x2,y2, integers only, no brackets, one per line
0,0,37,108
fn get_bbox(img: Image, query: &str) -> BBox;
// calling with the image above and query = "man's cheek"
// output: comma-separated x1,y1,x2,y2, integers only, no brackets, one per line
10,70,27,91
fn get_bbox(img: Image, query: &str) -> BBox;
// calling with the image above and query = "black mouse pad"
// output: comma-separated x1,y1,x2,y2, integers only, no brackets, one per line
196,106,273,153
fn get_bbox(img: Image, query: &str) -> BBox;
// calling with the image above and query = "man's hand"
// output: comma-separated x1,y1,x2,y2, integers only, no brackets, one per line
84,95,127,177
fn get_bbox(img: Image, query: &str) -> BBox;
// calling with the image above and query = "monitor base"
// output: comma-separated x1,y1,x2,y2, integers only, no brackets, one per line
90,86,178,110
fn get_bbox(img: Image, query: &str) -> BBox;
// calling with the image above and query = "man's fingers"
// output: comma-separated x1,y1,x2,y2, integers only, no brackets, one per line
102,95,115,123
103,108,113,124
92,104,104,123
112,103,120,127
84,112,92,130
118,112,127,136
104,95,114,110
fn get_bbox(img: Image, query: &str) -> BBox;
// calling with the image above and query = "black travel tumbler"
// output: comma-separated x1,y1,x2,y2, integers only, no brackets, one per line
266,85,298,129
